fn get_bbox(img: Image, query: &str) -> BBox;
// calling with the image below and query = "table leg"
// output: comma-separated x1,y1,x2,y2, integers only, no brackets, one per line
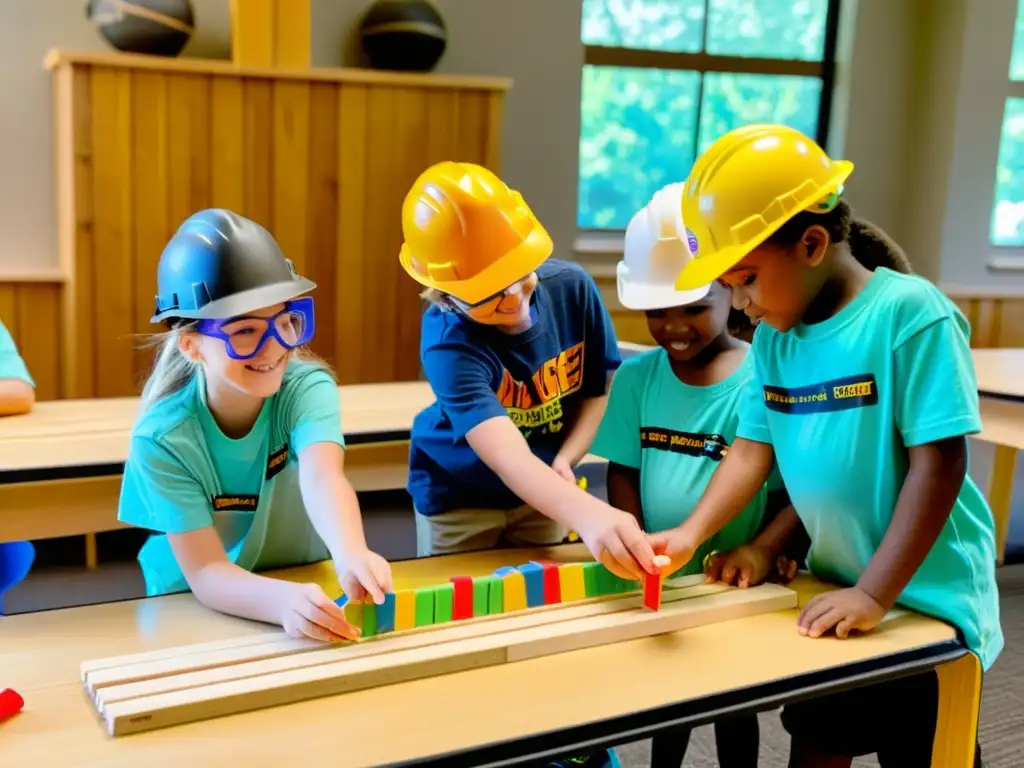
987,444,1016,566
931,652,982,768
85,533,98,570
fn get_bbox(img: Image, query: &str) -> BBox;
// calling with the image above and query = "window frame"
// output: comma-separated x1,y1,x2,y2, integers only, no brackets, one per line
576,0,845,237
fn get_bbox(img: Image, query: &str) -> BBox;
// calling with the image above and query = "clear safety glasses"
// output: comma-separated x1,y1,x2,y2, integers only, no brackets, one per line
449,277,529,312
196,297,316,360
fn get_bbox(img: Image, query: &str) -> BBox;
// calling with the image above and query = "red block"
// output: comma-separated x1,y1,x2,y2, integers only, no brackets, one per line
541,563,561,604
643,569,663,611
450,576,474,620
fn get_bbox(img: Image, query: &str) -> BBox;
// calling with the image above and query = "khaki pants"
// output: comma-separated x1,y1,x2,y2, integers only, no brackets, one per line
415,504,568,557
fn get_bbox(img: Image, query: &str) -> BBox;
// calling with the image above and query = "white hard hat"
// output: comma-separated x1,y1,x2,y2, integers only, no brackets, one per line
616,182,711,310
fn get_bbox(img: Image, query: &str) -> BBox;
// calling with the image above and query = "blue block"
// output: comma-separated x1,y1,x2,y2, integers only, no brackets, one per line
493,566,518,577
517,562,545,607
376,592,396,633
335,594,348,608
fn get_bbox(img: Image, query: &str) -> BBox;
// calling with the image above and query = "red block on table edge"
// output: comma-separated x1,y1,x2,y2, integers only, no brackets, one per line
643,569,663,611
0,688,24,721
540,562,561,604
450,576,474,620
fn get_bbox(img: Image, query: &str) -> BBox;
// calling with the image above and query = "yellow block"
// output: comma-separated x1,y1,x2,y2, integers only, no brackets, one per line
395,589,416,631
502,571,527,612
558,563,586,602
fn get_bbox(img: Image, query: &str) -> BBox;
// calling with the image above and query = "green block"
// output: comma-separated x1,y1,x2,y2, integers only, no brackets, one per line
488,575,504,614
361,601,378,637
581,561,601,597
414,587,435,627
472,576,493,616
434,582,454,623
342,600,364,629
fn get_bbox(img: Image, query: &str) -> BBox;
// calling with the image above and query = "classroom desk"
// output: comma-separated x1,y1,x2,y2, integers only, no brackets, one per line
971,348,1024,565
0,382,436,561
0,544,981,767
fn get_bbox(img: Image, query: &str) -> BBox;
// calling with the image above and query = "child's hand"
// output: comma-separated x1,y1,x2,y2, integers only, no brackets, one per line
703,545,773,588
797,587,886,639
551,455,577,484
575,505,657,582
646,526,699,578
281,582,361,642
336,548,394,606
771,555,799,585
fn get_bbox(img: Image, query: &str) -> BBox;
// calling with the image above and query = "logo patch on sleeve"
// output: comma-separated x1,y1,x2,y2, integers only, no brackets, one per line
639,427,730,461
266,444,289,480
212,495,259,511
763,374,878,414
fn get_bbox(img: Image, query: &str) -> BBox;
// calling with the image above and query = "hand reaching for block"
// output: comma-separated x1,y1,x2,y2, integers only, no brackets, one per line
281,583,361,643
334,547,394,606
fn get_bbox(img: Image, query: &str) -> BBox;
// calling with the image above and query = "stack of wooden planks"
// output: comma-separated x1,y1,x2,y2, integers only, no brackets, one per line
81,573,796,737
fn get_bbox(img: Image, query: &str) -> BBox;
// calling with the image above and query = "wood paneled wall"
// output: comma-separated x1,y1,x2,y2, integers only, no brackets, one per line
47,50,509,399
945,289,1024,348
0,280,63,401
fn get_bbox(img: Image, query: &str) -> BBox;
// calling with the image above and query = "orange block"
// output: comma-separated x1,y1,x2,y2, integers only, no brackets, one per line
394,589,416,630
558,563,586,602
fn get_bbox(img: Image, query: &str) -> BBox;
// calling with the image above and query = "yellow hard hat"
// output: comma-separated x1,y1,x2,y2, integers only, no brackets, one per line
674,124,854,291
398,161,553,305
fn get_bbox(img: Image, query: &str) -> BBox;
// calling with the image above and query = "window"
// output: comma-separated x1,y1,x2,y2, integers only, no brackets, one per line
990,0,1024,246
577,0,842,231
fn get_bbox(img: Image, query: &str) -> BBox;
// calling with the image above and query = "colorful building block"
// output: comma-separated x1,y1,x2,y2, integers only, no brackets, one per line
376,592,396,633
488,575,504,614
558,563,586,602
472,576,493,616
451,576,474,620
338,598,364,631
414,587,435,626
434,582,454,623
502,569,527,612
395,589,417,630
361,601,378,637
644,554,671,611
540,562,561,604
494,566,518,577
517,562,545,607
581,561,602,597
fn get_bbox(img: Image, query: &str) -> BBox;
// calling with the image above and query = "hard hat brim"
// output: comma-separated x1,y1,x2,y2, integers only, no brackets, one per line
617,260,711,310
150,277,317,323
400,221,553,305
674,160,854,291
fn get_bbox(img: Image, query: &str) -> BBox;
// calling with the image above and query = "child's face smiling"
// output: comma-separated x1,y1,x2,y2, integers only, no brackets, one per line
645,281,732,363
718,225,830,333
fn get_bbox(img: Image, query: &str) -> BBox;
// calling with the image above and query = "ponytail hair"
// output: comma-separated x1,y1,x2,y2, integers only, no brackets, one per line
764,199,913,275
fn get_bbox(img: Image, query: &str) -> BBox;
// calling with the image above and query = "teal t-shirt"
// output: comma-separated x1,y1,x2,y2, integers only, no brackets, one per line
0,320,33,385
737,267,1003,670
118,359,346,596
591,347,774,576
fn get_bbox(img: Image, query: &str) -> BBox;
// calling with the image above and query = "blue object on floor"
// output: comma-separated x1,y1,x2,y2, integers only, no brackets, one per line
0,541,35,615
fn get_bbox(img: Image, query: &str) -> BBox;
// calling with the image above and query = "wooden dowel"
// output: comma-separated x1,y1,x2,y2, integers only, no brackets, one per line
101,584,795,736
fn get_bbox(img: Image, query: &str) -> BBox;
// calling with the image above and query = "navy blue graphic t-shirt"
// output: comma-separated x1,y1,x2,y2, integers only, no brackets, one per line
408,259,622,516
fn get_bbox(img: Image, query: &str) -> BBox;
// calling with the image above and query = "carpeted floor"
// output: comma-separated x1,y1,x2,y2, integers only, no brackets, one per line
7,435,1024,767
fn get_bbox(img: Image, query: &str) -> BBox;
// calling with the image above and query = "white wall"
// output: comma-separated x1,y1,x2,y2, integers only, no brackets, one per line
0,0,1017,292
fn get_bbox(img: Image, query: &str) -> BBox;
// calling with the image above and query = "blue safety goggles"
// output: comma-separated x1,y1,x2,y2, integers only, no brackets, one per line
196,297,316,360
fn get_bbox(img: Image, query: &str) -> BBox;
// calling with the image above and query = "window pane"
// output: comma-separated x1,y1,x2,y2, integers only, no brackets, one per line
578,65,701,230
991,98,1024,246
581,0,705,53
697,73,823,156
1011,0,1024,80
706,0,831,61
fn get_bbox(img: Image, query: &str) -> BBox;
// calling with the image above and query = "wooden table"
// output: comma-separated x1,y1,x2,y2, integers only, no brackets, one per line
0,544,981,767
0,382,436,563
971,349,1024,565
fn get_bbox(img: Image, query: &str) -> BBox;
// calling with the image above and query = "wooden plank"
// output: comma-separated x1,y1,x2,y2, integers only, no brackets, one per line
0,475,126,543
271,79,310,274
0,284,17,335
130,70,168,384
210,76,245,211
273,0,311,68
89,67,135,398
484,90,504,174
230,0,275,68
242,78,273,228
13,284,62,401
457,90,488,164
88,574,715,697
335,84,368,384
70,66,97,398
98,584,795,736
305,82,339,366
364,86,396,382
